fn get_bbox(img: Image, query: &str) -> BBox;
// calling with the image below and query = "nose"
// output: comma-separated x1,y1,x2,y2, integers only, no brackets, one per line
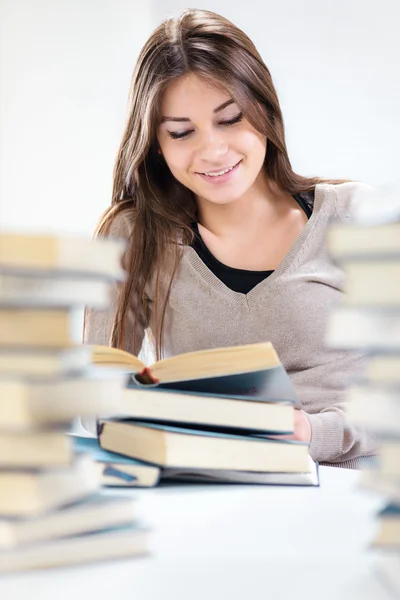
197,129,229,163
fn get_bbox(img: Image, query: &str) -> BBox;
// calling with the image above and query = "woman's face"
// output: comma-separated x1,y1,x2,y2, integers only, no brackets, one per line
157,73,268,206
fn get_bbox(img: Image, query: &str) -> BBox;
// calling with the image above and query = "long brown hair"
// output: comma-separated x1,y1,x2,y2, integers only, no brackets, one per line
96,8,347,360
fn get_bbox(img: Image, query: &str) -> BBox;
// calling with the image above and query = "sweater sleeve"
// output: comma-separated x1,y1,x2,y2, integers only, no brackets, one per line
306,181,378,467
303,353,378,466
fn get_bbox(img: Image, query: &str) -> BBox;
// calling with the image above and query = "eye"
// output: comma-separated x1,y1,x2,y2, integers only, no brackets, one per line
220,112,243,126
166,112,243,141
167,129,193,140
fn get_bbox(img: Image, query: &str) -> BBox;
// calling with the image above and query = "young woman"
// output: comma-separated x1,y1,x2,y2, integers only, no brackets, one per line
84,9,376,467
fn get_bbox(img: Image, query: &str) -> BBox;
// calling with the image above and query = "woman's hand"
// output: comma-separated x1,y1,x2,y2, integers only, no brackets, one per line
270,409,312,443
291,409,312,443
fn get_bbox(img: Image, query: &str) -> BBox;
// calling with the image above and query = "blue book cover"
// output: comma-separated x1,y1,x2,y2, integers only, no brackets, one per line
379,503,400,517
128,365,299,405
113,410,294,435
117,418,294,436
71,435,161,484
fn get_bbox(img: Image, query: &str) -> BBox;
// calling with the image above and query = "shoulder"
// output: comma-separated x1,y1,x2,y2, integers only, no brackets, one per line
319,181,375,221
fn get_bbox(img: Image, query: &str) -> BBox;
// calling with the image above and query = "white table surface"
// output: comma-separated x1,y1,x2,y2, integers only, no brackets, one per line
0,466,395,600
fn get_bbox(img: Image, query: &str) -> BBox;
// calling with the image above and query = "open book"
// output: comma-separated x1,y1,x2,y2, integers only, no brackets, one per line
88,341,297,402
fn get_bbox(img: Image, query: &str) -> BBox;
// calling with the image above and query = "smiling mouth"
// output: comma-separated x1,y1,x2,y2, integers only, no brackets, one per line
197,160,241,177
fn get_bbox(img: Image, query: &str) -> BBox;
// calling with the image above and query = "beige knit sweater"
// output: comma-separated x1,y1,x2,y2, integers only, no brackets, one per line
84,182,377,468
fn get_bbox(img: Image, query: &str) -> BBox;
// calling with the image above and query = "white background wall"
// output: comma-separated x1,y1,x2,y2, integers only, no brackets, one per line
0,0,152,234
1,0,399,234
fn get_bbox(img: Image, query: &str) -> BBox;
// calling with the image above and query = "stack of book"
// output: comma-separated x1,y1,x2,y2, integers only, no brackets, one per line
81,341,319,487
0,231,148,572
325,185,400,595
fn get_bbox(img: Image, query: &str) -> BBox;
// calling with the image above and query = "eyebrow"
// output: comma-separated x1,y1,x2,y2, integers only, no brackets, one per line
160,99,235,124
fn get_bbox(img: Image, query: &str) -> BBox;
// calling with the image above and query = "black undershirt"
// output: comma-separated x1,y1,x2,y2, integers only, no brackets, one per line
191,190,315,294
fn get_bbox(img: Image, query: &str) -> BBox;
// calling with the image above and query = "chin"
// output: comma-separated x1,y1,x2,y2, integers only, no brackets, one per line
205,196,241,206
203,188,249,205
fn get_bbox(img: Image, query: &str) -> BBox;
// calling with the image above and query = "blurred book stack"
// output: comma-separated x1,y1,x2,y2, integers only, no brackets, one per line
0,230,148,572
81,341,319,487
325,182,400,596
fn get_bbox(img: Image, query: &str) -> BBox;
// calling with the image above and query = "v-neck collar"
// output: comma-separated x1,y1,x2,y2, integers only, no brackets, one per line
183,183,330,307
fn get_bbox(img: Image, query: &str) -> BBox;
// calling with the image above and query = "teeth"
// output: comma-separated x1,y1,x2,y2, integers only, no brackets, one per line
203,164,235,177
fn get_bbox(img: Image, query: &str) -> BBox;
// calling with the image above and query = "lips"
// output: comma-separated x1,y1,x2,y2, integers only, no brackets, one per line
196,160,241,176
196,160,242,184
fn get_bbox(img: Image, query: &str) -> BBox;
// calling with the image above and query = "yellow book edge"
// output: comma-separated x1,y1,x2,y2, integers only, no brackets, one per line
87,341,280,384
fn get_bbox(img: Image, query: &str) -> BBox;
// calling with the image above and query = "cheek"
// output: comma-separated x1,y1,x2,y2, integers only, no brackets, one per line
161,143,192,177
238,130,267,162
